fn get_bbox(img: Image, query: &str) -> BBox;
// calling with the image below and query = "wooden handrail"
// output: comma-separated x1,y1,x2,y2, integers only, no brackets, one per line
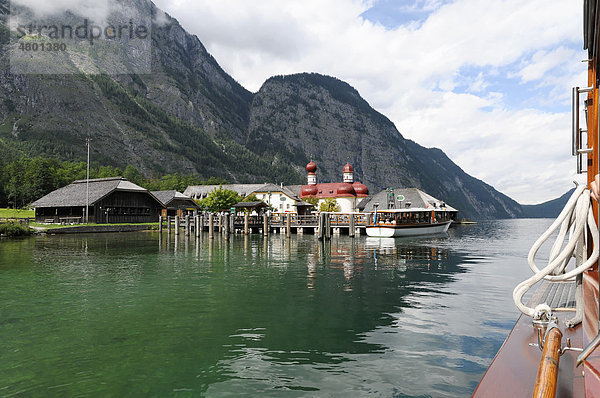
532,327,562,398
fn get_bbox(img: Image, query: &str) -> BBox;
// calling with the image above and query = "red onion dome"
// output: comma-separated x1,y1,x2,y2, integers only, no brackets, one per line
301,185,318,197
342,162,353,173
306,161,317,173
353,182,369,195
337,183,356,196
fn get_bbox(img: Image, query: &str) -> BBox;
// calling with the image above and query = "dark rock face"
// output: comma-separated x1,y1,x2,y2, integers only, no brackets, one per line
247,73,522,219
0,0,525,219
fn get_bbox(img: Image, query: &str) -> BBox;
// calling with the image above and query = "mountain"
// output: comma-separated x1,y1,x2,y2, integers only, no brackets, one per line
0,0,524,219
0,1,301,184
247,73,523,219
521,188,575,218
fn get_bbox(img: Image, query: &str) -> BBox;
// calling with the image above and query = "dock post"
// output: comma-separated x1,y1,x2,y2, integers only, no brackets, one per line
317,213,324,240
244,213,249,235
185,215,190,236
263,213,269,236
325,213,331,240
286,213,291,238
195,215,200,237
349,214,355,238
218,214,223,233
175,215,180,235
159,216,163,233
224,213,230,240
209,213,214,239
167,216,172,234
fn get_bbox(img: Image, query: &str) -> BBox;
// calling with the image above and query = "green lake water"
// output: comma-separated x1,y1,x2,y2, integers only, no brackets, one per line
0,219,553,397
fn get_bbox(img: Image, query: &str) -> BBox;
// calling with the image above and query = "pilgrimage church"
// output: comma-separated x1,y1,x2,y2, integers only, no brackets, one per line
299,161,369,213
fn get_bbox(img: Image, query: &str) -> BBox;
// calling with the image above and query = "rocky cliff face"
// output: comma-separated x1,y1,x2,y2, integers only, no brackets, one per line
248,73,523,219
0,0,300,183
0,0,524,219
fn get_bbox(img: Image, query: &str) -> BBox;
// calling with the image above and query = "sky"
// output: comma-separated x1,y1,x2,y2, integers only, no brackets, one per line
148,0,587,205
10,0,587,204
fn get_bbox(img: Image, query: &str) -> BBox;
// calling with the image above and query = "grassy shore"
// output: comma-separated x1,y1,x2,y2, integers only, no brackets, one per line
0,208,34,219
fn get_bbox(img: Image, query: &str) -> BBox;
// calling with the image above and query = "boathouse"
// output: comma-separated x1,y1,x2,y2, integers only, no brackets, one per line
152,190,199,218
31,177,163,224
357,187,458,219
299,161,369,213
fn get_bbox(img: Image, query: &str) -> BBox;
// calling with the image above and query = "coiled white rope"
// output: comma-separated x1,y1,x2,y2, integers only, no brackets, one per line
513,183,599,317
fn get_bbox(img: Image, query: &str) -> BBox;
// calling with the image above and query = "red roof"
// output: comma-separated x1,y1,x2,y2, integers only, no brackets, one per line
300,182,369,199
343,162,353,173
306,161,317,173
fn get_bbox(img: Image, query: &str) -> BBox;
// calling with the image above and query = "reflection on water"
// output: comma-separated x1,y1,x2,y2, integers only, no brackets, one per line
0,220,553,397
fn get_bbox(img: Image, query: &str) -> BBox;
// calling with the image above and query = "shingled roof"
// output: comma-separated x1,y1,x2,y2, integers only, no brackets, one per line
31,177,151,208
151,190,199,208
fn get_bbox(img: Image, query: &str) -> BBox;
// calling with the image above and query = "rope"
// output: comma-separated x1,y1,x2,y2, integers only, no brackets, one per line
513,184,599,317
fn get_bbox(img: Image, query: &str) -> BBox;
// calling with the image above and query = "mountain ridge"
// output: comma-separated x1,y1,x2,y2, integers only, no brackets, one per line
0,0,533,219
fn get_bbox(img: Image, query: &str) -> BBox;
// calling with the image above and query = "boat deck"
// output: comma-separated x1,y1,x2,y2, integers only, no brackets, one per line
473,280,584,397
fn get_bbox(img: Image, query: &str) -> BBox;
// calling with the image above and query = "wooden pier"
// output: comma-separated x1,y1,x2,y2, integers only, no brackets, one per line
158,213,368,240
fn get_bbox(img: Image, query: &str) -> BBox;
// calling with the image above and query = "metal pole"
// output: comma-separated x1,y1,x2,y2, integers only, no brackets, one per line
86,137,90,223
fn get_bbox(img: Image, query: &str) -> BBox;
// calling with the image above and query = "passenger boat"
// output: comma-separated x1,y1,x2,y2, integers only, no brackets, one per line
473,2,600,396
365,208,452,237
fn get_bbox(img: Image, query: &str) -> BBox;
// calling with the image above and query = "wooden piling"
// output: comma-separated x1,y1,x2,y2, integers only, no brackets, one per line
224,213,230,240
244,213,249,235
325,213,331,240
167,216,172,234
317,213,324,240
286,213,291,238
209,213,214,239
349,214,355,237
195,215,200,238
175,215,180,235
159,216,163,233
218,214,223,233
185,215,190,236
263,213,268,236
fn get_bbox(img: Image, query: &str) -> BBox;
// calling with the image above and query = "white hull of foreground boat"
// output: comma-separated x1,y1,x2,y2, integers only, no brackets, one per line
366,221,451,237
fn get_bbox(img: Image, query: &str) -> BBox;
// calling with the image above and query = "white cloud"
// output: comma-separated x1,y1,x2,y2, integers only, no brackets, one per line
153,0,585,204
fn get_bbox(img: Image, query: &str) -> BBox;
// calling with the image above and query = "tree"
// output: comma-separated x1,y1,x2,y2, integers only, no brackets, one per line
319,198,340,212
305,196,319,207
198,187,242,212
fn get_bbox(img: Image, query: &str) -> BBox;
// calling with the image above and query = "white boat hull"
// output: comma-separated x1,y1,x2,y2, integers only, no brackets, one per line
366,221,451,237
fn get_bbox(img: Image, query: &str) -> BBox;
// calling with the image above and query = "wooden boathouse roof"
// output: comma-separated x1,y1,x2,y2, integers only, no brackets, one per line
31,177,155,208
151,190,199,208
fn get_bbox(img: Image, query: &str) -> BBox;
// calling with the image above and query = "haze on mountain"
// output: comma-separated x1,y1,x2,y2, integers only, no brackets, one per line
0,0,554,220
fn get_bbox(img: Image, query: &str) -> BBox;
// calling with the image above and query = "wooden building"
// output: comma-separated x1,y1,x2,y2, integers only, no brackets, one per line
152,190,199,217
31,177,163,224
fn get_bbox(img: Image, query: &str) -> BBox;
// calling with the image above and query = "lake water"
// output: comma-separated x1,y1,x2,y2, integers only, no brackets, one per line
0,219,554,397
